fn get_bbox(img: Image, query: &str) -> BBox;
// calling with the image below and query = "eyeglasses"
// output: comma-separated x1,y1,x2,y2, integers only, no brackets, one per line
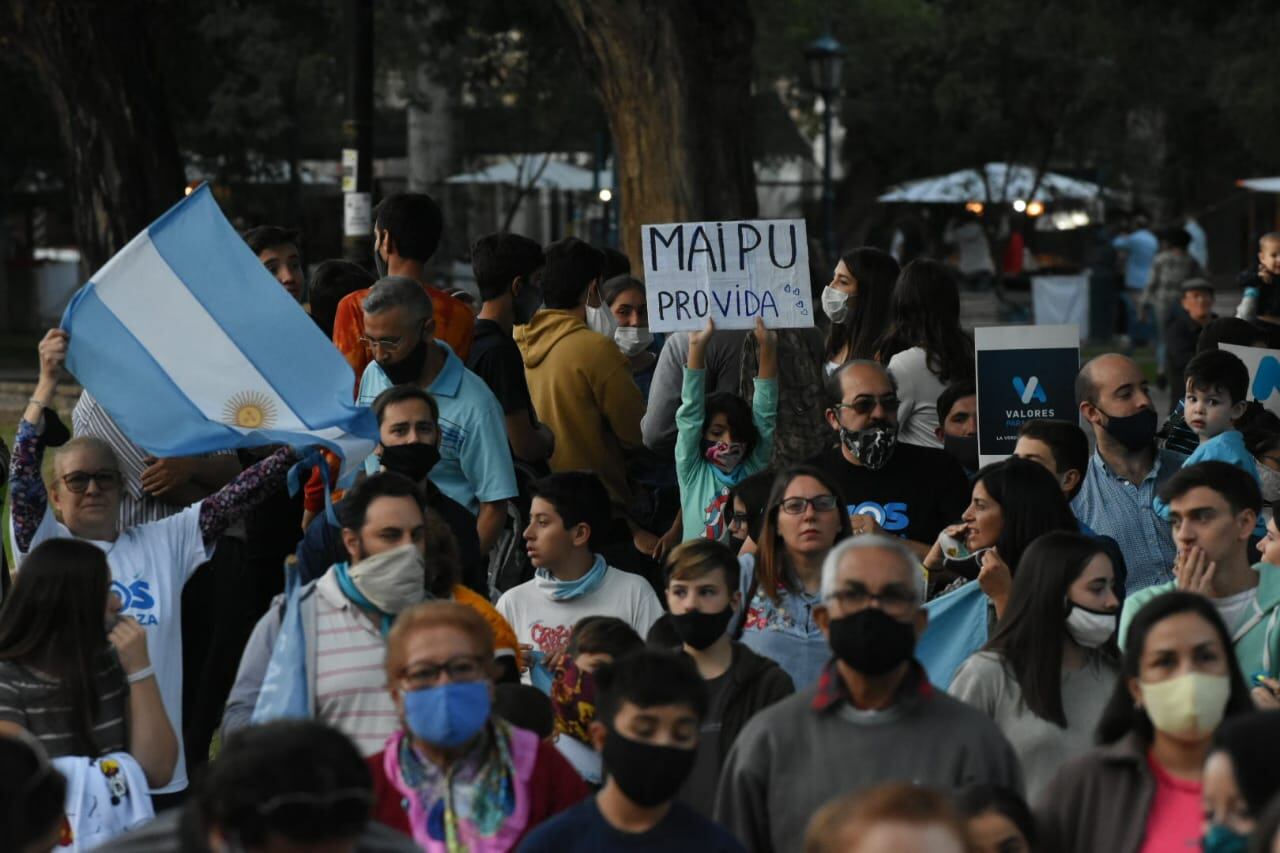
826,585,917,617
779,494,839,515
834,395,900,417
399,655,487,690
60,470,122,494
359,333,408,351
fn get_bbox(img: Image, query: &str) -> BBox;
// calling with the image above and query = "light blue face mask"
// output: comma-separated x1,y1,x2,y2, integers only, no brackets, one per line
402,680,490,748
1202,823,1248,853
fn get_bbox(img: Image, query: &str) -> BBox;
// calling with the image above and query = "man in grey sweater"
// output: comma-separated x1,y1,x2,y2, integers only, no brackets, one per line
642,329,747,454
713,535,1022,853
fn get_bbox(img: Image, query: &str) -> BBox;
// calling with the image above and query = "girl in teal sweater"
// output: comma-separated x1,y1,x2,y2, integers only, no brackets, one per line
676,318,778,542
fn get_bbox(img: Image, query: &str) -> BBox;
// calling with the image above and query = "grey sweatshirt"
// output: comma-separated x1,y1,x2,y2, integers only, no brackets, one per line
714,671,1023,853
642,329,747,454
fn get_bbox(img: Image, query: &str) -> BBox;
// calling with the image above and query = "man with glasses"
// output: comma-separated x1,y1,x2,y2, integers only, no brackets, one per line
811,360,969,557
715,535,1022,853
10,328,299,807
366,600,587,846
357,275,517,554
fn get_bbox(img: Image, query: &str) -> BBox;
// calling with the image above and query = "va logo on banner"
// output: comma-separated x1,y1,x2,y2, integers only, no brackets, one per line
1012,376,1048,405
1254,356,1280,403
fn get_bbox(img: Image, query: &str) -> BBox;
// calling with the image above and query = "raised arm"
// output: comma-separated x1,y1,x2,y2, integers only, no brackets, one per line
11,330,68,554
197,445,297,545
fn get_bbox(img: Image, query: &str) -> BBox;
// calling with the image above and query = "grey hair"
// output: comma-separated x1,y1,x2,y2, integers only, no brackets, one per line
362,276,433,323
819,533,925,602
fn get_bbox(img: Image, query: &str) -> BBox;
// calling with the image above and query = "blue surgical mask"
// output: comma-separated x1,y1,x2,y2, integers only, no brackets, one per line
402,681,490,748
1202,823,1248,853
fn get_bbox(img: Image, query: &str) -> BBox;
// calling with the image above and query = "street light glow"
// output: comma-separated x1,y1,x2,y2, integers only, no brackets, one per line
1013,199,1027,213
598,188,613,203
1026,201,1045,217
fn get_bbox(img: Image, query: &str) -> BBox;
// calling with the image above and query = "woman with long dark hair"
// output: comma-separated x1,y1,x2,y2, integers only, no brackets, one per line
736,465,852,688
875,259,975,449
1038,592,1254,853
924,457,1079,619
950,532,1122,801
0,539,176,787
821,248,900,375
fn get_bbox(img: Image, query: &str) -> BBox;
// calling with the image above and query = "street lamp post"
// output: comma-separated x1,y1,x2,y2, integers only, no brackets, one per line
805,33,846,262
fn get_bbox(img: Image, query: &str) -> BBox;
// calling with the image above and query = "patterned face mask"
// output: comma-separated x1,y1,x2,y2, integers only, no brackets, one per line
838,425,897,470
550,656,597,744
702,439,747,472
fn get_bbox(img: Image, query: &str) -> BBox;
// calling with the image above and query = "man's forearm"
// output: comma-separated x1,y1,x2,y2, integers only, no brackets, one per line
476,501,507,555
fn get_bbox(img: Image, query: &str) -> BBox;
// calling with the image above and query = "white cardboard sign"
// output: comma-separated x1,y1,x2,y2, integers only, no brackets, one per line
640,219,814,332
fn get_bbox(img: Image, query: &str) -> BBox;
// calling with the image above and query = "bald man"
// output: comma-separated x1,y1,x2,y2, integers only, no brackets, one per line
1072,353,1184,593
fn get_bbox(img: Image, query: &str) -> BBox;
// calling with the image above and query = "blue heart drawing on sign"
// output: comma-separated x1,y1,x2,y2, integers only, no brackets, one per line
1254,356,1280,403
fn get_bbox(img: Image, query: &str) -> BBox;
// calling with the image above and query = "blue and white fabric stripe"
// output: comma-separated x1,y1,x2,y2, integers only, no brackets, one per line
61,184,376,480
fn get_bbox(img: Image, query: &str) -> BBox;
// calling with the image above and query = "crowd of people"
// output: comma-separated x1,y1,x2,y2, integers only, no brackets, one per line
5,190,1280,853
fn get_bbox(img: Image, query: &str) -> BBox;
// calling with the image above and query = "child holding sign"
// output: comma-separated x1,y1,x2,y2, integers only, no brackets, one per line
676,318,778,541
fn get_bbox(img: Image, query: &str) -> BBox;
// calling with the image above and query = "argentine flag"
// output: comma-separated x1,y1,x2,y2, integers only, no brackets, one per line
61,184,377,479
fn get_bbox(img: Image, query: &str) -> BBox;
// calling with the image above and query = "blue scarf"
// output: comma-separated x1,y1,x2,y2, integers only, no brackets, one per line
534,554,609,601
333,561,396,637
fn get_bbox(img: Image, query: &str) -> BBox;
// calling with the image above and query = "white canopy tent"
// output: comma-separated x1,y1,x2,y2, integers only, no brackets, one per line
1238,177,1280,193
878,163,1105,204
445,156,613,191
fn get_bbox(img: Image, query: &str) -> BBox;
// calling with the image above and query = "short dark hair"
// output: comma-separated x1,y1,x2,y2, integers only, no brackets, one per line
704,391,760,455
1160,227,1192,250
0,736,66,849
600,246,631,280
242,225,300,257
1185,348,1249,404
493,683,555,738
1156,460,1262,517
1075,357,1101,406
371,384,439,426
936,379,976,424
194,721,372,846
1243,409,1280,458
664,539,740,593
1018,419,1090,498
566,615,644,659
824,360,895,409
337,471,424,531
471,233,545,303
529,471,611,548
309,260,375,339
955,785,1037,848
541,237,604,310
1099,592,1253,745
594,649,708,729
374,193,444,262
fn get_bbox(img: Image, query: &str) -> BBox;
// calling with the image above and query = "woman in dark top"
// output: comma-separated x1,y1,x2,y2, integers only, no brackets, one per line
0,539,176,788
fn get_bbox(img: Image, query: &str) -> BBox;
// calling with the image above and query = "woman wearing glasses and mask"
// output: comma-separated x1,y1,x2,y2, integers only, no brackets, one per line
0,539,177,843
949,532,1122,802
733,465,852,690
369,601,587,851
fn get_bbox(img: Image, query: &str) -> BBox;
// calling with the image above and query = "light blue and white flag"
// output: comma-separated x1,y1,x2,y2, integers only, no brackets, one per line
61,184,377,480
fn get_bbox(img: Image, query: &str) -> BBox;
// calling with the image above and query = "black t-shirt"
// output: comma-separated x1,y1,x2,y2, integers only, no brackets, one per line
810,442,970,547
467,319,535,417
519,797,744,853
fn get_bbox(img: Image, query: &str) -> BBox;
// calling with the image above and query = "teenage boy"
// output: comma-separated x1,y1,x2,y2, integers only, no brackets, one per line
1152,349,1262,536
519,650,746,852
243,225,305,303
1165,278,1216,411
660,540,793,817
934,380,977,475
1121,461,1280,682
496,472,663,661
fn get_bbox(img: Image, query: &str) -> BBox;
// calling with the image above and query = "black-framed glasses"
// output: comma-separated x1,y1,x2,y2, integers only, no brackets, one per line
399,655,487,690
779,494,839,515
60,470,122,494
834,395,900,417
826,585,917,617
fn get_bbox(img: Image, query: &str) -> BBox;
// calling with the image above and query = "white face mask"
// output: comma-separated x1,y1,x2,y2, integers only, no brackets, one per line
821,285,850,323
614,326,654,356
1139,671,1231,739
585,283,619,339
1065,603,1116,648
1258,463,1280,504
346,543,427,614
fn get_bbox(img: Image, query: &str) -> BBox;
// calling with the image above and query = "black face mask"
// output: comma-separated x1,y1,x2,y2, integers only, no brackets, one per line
827,608,916,676
380,443,440,482
372,232,388,278
381,337,428,385
727,535,746,554
669,608,734,650
1099,406,1158,451
601,728,697,807
942,433,979,472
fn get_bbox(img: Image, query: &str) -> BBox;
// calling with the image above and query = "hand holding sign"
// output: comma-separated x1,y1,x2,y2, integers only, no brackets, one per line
642,219,813,332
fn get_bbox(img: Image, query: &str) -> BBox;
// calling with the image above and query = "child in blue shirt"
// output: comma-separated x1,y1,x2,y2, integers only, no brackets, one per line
1155,348,1264,535
675,318,777,542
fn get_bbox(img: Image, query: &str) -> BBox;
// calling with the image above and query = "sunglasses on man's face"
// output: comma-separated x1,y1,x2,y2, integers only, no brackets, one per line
834,394,899,417
60,470,122,494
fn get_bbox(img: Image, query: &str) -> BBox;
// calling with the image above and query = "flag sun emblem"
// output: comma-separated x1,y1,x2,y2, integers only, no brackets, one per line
223,391,278,429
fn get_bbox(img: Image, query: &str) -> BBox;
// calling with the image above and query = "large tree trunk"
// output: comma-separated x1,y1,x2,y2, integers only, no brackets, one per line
555,0,758,265
1,2,185,272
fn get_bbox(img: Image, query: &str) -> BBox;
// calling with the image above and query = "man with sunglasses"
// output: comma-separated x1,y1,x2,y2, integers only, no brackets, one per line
811,361,969,557
715,535,1021,853
10,328,299,807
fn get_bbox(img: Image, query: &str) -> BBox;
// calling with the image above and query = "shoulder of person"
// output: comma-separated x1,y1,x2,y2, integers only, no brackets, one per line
730,687,813,746
924,687,1014,736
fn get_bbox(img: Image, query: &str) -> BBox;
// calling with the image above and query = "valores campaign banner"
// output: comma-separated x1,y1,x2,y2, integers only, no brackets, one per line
640,219,814,332
975,324,1080,466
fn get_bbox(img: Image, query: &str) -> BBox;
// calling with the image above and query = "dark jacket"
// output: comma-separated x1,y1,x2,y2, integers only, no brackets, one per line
1037,732,1154,853
1164,307,1212,388
717,642,795,759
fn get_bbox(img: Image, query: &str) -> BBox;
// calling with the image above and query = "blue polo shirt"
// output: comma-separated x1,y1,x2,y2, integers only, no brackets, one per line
358,341,517,512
